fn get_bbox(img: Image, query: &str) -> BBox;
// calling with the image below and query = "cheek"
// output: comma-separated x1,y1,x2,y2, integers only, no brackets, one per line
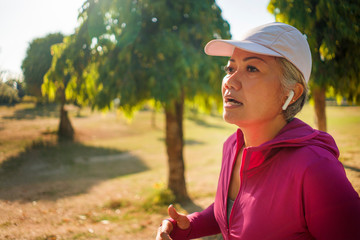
247,83,282,108
263,86,284,111
221,77,227,96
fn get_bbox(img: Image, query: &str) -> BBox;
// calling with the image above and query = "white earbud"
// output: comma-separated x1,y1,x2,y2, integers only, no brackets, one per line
282,90,295,110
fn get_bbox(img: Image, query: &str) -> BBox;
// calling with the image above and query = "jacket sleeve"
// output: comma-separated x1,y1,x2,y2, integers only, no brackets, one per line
303,155,360,240
169,203,221,239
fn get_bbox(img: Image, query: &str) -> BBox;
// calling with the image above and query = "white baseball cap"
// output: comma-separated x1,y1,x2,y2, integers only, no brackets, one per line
204,22,312,83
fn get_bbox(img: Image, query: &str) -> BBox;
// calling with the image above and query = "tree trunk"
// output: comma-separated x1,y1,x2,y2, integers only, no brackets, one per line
313,86,327,132
165,97,189,201
58,87,74,140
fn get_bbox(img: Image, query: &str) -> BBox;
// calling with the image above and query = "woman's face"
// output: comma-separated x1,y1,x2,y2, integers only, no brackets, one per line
222,48,285,127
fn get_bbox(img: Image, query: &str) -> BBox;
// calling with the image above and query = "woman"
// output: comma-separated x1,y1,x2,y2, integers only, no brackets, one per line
156,22,360,240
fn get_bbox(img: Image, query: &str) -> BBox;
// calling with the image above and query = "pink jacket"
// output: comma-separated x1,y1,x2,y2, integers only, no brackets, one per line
170,118,360,239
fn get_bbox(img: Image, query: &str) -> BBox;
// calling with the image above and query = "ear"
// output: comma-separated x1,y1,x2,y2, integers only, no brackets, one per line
292,83,304,103
281,83,304,110
282,90,294,110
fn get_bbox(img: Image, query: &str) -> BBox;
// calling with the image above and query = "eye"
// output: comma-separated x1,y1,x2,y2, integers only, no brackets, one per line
223,66,235,74
247,65,259,72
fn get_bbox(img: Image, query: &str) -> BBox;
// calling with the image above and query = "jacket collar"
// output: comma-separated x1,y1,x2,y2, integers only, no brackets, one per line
235,118,339,171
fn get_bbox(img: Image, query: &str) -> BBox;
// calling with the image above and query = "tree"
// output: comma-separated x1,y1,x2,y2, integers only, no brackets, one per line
5,78,25,99
0,82,20,105
43,39,75,139
42,28,97,140
0,71,23,105
42,0,100,140
21,33,64,101
268,0,360,131
72,0,231,200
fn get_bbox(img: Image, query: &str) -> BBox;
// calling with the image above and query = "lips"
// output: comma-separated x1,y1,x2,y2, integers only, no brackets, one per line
224,95,243,106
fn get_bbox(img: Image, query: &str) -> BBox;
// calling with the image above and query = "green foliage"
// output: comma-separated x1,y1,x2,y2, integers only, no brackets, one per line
21,33,64,100
5,78,25,99
0,82,20,105
103,198,131,210
42,39,71,102
42,34,100,107
268,0,360,104
142,182,176,212
42,7,105,108
0,77,24,105
73,0,231,114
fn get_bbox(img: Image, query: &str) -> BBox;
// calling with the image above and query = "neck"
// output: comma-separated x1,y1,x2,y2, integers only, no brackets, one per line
240,117,287,147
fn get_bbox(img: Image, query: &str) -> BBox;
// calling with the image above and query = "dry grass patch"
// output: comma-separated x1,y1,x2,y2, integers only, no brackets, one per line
0,102,359,239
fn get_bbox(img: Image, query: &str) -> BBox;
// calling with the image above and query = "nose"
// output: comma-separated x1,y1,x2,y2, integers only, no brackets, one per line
222,72,242,91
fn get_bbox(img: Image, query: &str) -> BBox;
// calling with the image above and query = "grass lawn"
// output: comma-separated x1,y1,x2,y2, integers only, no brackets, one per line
0,102,359,239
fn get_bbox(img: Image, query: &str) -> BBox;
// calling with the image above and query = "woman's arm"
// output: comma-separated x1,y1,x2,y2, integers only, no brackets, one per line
304,156,360,240
169,203,221,239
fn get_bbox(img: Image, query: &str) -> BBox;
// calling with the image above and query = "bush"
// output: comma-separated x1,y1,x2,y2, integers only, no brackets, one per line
0,82,20,105
142,182,176,212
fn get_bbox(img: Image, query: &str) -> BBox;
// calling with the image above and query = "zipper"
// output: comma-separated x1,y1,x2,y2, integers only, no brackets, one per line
228,146,248,234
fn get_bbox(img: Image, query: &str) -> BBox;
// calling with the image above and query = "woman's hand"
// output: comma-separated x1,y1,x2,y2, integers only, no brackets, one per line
155,205,190,240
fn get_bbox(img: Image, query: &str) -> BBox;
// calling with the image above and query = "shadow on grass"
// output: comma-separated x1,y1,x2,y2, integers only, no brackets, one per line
187,116,225,129
0,139,148,202
2,103,59,120
157,137,206,146
343,164,360,173
180,198,204,213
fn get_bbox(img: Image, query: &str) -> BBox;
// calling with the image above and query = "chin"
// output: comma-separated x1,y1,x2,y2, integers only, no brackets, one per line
223,112,256,128
223,112,241,125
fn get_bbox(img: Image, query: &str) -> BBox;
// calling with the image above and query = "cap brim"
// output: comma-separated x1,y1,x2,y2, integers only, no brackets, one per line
204,39,282,58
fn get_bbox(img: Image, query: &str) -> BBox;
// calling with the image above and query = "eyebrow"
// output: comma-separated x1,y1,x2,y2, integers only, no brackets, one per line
229,56,267,63
243,56,266,63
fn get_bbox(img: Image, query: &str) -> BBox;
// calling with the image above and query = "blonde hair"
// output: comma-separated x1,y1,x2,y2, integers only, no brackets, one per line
277,58,308,122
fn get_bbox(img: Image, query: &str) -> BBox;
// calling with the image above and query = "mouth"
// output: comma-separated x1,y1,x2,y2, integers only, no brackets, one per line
224,96,243,106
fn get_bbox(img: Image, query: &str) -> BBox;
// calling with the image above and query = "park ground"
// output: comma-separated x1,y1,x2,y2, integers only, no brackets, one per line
0,101,359,240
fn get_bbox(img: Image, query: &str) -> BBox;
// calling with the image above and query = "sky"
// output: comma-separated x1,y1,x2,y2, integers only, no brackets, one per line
0,0,274,78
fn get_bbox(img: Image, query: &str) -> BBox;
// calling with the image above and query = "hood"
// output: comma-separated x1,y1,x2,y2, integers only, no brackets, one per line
240,118,339,160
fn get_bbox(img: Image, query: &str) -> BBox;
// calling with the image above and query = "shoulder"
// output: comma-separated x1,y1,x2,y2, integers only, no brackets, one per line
267,144,343,185
280,144,341,172
294,146,356,199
